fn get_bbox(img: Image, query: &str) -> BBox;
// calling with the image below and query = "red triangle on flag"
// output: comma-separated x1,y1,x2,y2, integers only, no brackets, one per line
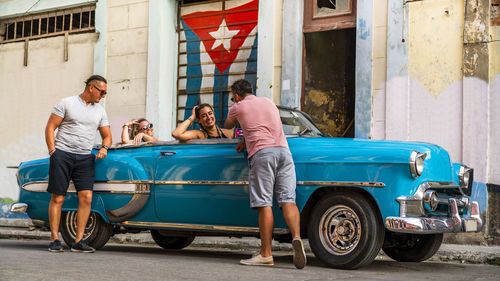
181,0,258,73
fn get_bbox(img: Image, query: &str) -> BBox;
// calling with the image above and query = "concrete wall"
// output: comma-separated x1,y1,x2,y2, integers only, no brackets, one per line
145,0,178,141
379,0,495,217
371,0,388,140
0,33,98,200
489,1,500,187
106,0,150,143
354,0,373,138
281,0,303,108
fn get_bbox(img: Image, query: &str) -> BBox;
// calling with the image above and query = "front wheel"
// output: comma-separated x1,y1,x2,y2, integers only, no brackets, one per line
382,233,443,262
307,192,384,269
151,230,195,250
60,211,114,249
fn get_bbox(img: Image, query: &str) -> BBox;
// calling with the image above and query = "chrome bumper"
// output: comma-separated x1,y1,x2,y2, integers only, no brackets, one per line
385,199,482,234
10,203,28,214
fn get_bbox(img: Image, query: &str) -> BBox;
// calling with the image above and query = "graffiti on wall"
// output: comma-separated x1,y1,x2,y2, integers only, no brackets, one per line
178,0,258,127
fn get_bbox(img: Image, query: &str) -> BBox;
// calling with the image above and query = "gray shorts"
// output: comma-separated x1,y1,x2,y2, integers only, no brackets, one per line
248,146,296,208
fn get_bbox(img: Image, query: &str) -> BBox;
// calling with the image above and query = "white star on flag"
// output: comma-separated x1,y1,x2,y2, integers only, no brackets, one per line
209,19,240,51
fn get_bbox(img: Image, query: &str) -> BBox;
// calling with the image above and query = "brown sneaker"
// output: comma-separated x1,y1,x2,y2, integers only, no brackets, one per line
240,254,274,266
292,238,306,269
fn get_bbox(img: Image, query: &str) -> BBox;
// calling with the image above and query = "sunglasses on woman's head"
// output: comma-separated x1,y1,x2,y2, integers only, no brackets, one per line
141,123,153,130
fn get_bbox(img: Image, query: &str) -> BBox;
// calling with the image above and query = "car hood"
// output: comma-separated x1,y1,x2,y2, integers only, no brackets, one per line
287,137,452,170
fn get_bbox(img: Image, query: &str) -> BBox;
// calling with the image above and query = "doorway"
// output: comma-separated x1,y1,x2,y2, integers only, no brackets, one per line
302,28,356,137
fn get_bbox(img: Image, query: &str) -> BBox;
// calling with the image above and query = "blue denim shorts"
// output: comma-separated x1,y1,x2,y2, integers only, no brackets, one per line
248,146,296,208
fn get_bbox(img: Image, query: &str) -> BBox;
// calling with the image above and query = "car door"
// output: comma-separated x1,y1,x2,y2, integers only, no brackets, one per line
153,139,256,227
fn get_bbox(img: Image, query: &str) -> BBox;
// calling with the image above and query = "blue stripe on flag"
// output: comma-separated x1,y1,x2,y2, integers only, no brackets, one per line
245,33,258,95
181,19,201,122
212,67,229,127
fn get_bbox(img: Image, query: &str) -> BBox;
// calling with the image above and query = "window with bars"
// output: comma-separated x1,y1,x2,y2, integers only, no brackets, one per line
0,5,96,43
304,0,356,33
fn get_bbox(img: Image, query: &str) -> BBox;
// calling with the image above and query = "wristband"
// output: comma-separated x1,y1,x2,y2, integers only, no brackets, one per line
49,149,56,155
187,117,193,122
102,145,109,150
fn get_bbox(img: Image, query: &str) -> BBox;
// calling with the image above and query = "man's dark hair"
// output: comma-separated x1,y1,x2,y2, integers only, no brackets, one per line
85,75,107,87
137,118,148,124
231,79,253,97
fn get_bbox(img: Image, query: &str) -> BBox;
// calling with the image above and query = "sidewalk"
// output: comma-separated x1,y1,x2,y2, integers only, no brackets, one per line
1,221,499,266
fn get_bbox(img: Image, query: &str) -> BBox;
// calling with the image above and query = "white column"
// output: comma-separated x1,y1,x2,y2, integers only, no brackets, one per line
256,0,282,104
146,0,178,140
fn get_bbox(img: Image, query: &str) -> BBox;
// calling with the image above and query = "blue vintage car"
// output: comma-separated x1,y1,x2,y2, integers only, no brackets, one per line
11,107,481,269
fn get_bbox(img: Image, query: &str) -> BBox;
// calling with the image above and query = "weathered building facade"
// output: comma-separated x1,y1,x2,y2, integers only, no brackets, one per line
0,0,498,242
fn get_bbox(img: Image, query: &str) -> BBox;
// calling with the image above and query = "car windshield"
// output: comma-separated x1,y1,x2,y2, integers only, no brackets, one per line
279,108,324,137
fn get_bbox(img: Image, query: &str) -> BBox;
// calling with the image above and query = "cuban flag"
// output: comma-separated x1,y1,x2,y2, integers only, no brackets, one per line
178,0,258,126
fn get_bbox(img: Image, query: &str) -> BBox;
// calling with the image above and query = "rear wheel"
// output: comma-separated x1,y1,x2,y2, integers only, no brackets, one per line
151,230,195,250
382,233,443,262
307,192,384,269
60,211,113,249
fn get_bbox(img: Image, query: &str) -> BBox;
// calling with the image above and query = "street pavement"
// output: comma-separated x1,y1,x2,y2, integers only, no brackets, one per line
0,219,499,266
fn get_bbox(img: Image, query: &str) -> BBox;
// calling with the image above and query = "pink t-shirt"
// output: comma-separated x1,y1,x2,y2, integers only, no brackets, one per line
227,95,288,158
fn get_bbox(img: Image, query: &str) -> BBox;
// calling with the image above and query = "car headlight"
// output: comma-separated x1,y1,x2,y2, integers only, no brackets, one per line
459,165,473,193
409,151,426,177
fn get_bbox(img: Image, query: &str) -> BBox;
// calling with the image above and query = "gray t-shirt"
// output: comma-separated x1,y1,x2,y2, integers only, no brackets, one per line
52,95,109,154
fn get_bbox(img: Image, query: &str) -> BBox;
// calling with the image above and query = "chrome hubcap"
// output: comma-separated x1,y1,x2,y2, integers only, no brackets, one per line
65,211,96,240
318,205,361,255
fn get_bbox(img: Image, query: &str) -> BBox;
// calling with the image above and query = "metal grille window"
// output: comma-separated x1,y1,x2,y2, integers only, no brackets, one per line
0,5,96,43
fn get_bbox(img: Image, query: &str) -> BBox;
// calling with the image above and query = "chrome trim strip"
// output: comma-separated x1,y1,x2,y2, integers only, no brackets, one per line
156,181,384,187
297,181,385,187
426,182,461,189
119,221,290,235
106,183,150,223
156,180,248,185
10,203,28,214
386,200,483,234
396,181,466,217
21,181,152,193
23,180,386,188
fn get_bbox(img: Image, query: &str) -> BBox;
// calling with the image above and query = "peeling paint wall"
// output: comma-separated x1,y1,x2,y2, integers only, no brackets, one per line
407,0,464,162
354,0,374,138
106,0,150,143
380,0,496,221
409,1,464,96
0,33,98,200
490,1,500,185
0,1,149,200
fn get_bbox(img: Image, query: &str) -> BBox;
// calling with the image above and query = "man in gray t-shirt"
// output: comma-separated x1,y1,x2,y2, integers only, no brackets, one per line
45,74,112,253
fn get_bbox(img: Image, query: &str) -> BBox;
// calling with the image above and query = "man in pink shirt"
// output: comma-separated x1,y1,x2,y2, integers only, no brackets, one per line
225,79,306,269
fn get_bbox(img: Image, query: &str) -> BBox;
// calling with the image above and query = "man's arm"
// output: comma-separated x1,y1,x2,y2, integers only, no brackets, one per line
225,117,236,129
97,126,112,159
45,114,63,156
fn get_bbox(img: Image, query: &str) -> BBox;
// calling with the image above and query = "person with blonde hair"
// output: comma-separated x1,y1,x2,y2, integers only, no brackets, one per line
121,118,158,145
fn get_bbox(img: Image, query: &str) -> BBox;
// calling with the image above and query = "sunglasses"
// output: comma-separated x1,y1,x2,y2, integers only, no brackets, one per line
140,123,153,130
93,84,107,97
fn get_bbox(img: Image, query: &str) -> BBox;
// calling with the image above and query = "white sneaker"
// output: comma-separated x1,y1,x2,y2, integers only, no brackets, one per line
292,237,306,269
240,254,274,266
